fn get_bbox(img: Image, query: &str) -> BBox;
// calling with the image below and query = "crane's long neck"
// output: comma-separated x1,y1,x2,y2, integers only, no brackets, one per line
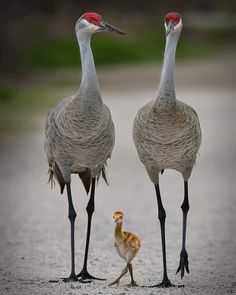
77,32,101,103
158,33,179,101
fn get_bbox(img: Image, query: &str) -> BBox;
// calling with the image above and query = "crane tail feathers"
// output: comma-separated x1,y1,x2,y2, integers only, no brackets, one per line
78,169,91,195
48,169,56,188
101,167,109,185
161,169,164,175
96,166,109,186
47,161,65,195
48,162,109,196
60,183,65,194
79,166,108,195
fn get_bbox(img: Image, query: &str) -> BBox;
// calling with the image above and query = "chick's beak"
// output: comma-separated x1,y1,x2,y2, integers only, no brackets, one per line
99,21,125,35
165,22,175,36
113,217,118,223
114,217,123,223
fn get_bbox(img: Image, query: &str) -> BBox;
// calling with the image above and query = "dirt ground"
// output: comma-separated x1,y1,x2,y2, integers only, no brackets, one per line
0,55,236,295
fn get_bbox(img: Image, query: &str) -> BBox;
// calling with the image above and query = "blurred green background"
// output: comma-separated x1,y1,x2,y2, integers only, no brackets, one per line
0,0,236,134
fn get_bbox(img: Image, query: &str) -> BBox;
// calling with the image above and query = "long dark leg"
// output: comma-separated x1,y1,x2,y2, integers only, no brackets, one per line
77,178,104,281
153,183,174,288
176,181,190,279
127,263,138,287
62,183,78,282
108,264,128,286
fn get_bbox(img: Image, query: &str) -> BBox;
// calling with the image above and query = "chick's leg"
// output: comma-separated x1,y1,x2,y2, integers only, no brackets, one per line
127,263,138,287
109,264,128,286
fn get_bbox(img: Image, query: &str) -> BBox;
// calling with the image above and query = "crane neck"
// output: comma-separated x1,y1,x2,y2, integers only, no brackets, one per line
76,32,102,104
157,32,180,102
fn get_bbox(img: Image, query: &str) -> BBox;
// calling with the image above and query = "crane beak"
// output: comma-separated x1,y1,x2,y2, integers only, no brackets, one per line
165,22,175,36
99,21,125,35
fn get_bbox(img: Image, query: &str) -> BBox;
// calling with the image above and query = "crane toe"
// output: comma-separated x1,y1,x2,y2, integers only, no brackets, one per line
62,276,80,283
149,279,177,288
176,248,190,279
77,269,106,282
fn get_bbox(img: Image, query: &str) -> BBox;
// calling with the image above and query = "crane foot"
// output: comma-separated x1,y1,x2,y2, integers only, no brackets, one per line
62,272,90,283
77,269,106,282
176,248,190,279
62,276,79,283
144,278,184,288
49,274,81,283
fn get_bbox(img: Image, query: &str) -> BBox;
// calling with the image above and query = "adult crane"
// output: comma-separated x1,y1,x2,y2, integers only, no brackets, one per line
133,12,202,287
44,12,124,283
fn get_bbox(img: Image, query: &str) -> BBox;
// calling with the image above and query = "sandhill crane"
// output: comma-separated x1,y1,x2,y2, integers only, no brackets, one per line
44,12,124,283
133,12,202,287
109,211,141,287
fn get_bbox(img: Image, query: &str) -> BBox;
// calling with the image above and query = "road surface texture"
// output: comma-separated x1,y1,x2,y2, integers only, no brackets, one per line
0,55,236,294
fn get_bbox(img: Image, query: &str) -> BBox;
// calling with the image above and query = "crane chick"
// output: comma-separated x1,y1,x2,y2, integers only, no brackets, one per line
109,211,141,287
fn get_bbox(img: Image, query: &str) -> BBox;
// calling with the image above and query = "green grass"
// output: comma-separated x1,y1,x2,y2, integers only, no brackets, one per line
0,32,221,117
0,83,17,103
26,37,79,68
0,84,70,114
0,31,224,135
0,82,73,135
0,30,223,115
25,31,217,69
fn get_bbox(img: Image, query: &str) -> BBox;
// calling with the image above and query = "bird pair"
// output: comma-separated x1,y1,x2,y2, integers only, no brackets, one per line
45,12,201,288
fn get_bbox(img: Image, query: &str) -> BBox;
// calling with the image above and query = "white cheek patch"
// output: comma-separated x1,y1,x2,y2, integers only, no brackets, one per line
82,19,100,32
165,19,183,34
174,19,183,31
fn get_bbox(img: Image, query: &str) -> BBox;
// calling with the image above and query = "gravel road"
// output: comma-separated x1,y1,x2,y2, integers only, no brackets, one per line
0,56,236,294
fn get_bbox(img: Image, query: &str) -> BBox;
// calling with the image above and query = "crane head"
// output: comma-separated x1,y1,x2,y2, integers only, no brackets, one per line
164,12,182,36
113,211,124,224
76,12,125,35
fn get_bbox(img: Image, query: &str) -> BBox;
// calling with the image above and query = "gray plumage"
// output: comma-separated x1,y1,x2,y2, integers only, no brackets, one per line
133,98,201,182
45,93,114,194
133,20,201,183
44,19,115,195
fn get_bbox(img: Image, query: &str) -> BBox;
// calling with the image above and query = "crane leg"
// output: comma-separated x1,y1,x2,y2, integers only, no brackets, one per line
62,183,78,282
77,178,104,281
152,183,175,288
176,181,190,279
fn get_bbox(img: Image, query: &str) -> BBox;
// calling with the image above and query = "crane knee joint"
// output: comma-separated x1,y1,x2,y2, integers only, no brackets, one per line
68,210,77,221
158,209,166,221
86,202,95,216
181,203,190,214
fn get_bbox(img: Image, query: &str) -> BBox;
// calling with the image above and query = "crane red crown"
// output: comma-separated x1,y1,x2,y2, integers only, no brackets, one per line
165,12,181,24
82,12,103,26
